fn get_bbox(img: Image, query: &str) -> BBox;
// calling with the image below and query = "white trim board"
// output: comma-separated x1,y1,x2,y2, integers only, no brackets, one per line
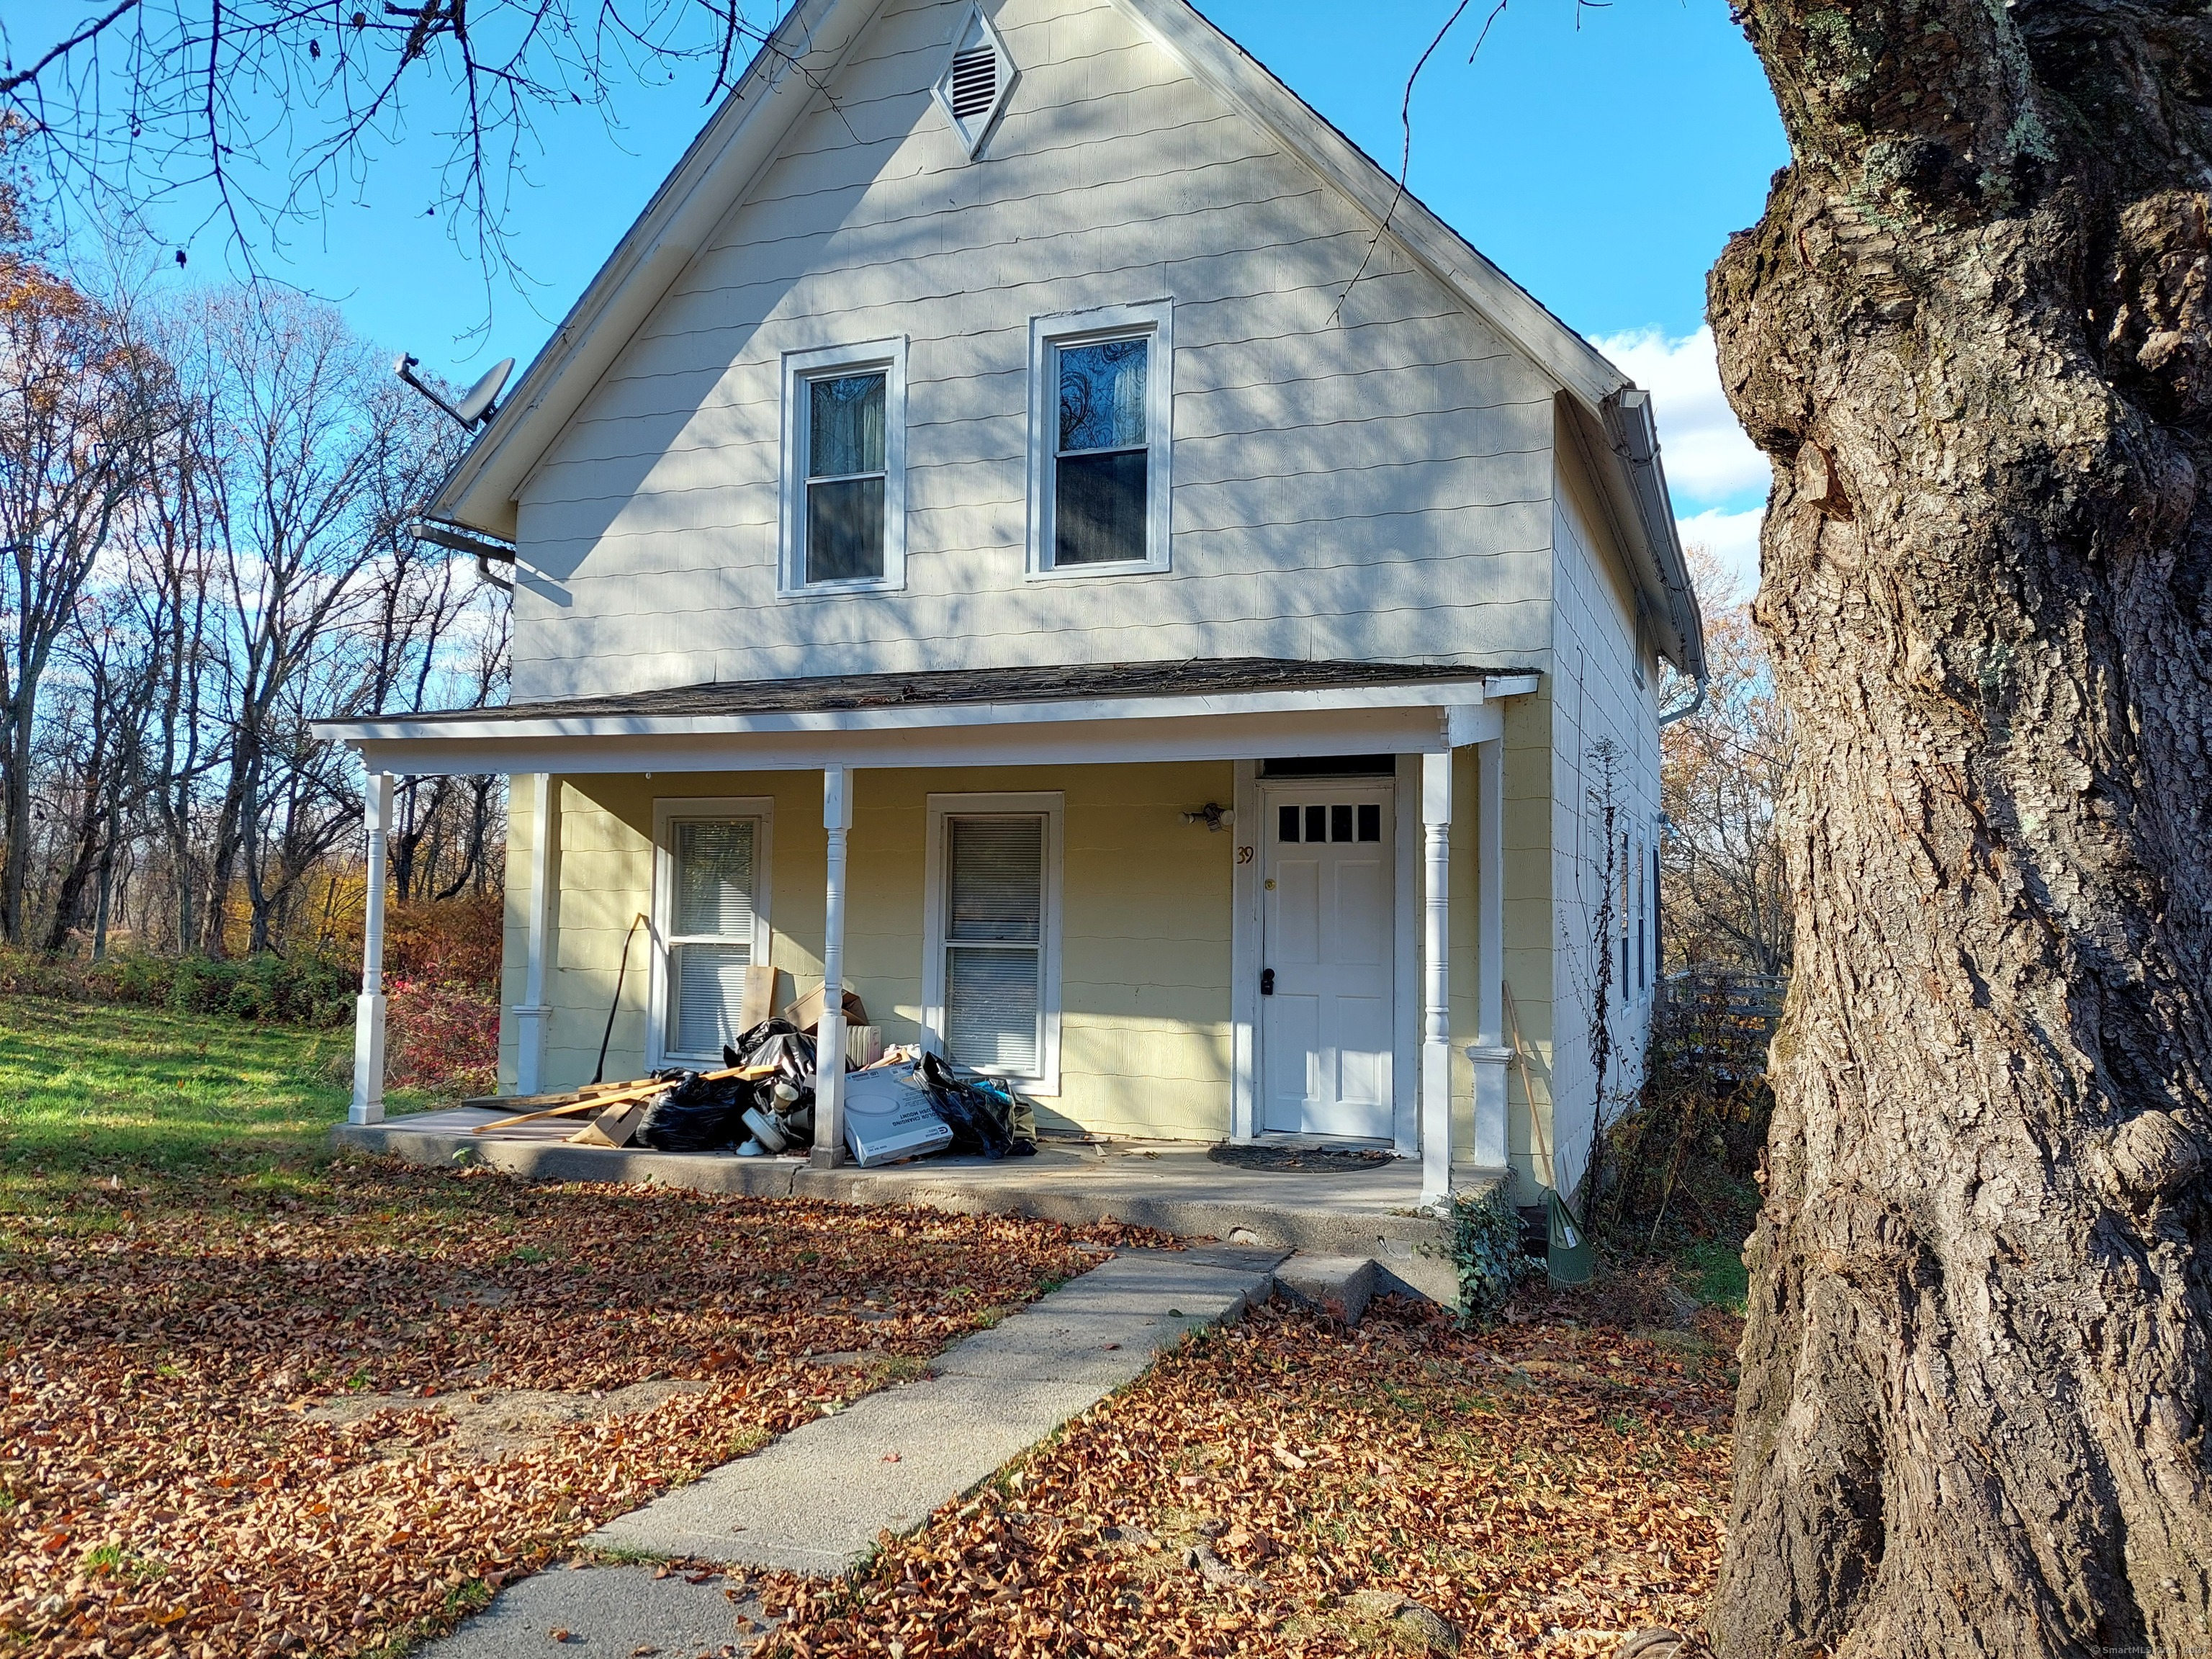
648,796,777,1069
920,791,1066,1098
323,679,1507,745
343,706,1477,780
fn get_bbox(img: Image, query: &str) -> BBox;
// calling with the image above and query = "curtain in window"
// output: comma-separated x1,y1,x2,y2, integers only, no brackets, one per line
806,372,887,583
1054,338,1148,566
943,816,1044,1074
670,819,756,1057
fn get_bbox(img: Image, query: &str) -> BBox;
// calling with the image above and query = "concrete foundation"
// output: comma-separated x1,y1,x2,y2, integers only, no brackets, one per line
336,1108,1479,1304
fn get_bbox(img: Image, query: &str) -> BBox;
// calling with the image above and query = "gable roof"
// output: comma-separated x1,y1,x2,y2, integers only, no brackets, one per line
431,0,1705,679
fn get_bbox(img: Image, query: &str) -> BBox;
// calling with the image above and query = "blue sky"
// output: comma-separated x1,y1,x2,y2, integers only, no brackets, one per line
22,0,1786,584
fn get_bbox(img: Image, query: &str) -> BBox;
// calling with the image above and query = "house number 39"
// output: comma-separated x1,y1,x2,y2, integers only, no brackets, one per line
1236,845,1255,865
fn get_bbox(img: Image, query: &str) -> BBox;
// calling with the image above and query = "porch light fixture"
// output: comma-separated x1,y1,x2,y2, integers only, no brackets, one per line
1181,804,1233,832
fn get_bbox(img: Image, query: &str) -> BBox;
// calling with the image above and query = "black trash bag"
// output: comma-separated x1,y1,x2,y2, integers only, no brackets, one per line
634,1069,749,1152
724,1019,801,1070
915,1051,1022,1159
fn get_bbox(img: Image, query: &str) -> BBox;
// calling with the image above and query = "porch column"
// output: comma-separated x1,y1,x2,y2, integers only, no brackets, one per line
1420,750,1452,1210
1468,738,1512,1172
513,773,559,1095
811,765,853,1170
350,773,394,1126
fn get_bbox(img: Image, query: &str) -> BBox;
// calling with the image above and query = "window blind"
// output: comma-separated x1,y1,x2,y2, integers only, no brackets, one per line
668,818,757,1058
943,816,1044,1074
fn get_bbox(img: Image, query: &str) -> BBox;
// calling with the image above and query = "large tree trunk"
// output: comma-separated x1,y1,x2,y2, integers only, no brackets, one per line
1699,1,2212,1654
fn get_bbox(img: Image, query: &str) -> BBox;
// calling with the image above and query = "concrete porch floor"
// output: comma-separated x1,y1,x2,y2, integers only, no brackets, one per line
335,1107,1471,1303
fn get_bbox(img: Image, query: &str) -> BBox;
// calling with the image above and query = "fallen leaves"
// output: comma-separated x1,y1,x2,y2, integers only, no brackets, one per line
758,1297,1738,1658
0,1154,1128,1657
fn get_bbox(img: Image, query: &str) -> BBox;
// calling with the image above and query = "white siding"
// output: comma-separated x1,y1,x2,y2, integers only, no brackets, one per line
508,0,1559,699
1529,426,1663,1201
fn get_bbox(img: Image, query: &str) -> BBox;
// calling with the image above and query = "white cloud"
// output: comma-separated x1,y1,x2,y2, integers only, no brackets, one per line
1590,325,1773,511
1676,505,1764,600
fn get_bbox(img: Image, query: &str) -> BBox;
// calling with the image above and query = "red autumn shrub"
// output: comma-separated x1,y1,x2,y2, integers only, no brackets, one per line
385,894,504,994
386,979,500,1098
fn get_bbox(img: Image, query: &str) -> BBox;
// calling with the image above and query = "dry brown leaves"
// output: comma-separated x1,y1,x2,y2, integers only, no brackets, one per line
0,1156,1130,1658
763,1298,1737,1659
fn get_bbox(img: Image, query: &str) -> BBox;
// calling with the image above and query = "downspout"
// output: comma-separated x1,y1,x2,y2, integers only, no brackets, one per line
1658,674,1707,727
410,516,517,592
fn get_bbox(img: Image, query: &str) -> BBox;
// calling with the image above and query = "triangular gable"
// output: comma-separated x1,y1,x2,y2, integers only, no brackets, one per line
433,0,1703,675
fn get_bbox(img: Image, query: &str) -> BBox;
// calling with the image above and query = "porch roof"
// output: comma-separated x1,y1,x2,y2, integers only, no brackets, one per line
315,657,1541,776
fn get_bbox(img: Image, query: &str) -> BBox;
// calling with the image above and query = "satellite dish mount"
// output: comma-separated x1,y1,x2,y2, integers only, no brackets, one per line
396,354,515,431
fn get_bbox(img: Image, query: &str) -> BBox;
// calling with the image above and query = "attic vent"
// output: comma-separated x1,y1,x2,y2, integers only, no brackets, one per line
948,45,997,120
932,6,1014,158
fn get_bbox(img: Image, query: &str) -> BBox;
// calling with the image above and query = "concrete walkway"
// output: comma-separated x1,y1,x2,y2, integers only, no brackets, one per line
589,1244,1283,1573
417,1245,1282,1654
423,1564,773,1657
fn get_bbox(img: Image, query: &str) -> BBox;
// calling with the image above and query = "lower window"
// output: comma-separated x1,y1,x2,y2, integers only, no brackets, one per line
925,793,1063,1094
654,800,774,1066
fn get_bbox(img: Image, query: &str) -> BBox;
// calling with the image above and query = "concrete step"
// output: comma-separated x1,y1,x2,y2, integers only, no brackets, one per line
1272,1254,1380,1325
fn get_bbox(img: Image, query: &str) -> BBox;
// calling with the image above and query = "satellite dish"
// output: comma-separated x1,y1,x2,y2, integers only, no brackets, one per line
454,358,514,426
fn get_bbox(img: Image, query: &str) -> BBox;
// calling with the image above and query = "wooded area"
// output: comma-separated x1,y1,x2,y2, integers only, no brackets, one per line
0,152,506,964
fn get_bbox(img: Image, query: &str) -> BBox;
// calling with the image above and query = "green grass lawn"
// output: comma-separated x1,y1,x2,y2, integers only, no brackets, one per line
0,995,444,1218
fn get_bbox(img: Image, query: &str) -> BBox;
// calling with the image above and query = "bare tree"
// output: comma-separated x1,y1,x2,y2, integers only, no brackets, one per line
0,228,174,943
1658,548,1791,978
1,0,803,295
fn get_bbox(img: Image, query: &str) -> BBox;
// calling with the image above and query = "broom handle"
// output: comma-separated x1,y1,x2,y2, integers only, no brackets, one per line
593,913,646,1085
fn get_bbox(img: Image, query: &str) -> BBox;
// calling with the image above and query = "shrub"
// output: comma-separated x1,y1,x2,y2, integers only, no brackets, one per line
385,979,500,1098
0,946,358,1027
385,895,503,994
1453,1184,1535,1326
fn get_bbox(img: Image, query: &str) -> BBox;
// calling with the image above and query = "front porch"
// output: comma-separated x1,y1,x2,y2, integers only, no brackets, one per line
334,1107,1467,1301
322,659,1546,1220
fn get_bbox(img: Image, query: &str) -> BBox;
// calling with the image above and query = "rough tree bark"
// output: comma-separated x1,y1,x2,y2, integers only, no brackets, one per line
1694,1,2212,1654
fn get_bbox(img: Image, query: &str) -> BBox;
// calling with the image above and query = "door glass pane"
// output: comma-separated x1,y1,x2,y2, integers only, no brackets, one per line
1053,450,1148,565
1357,803,1381,842
673,820,755,939
806,477,886,583
809,373,885,477
1304,804,1326,843
1278,804,1300,842
945,945,1041,1073
1331,804,1354,843
948,817,1043,943
1057,338,1147,452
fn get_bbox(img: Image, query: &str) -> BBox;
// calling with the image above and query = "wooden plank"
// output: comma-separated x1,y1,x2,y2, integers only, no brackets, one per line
473,1064,776,1133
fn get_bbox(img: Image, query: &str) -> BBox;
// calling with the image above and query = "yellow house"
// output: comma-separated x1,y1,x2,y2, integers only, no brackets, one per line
321,0,1704,1211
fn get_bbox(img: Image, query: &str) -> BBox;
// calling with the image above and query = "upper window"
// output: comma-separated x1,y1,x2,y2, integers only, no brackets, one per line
1027,302,1173,577
652,799,775,1066
932,6,1015,157
781,339,907,594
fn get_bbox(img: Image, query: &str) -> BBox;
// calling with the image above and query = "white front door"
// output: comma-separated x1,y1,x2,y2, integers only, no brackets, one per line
1260,785,1395,1139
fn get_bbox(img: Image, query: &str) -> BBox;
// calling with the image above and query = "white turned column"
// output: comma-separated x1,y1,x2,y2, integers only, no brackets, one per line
1419,750,1452,1210
512,773,559,1096
350,773,394,1126
811,766,853,1169
1467,737,1511,1173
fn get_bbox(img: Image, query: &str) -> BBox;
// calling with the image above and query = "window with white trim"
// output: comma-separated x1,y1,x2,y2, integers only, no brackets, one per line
781,339,907,593
1027,302,1172,576
923,793,1063,1094
652,799,774,1066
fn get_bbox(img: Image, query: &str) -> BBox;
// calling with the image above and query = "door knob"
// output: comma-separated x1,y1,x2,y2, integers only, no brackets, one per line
1261,968,1275,997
